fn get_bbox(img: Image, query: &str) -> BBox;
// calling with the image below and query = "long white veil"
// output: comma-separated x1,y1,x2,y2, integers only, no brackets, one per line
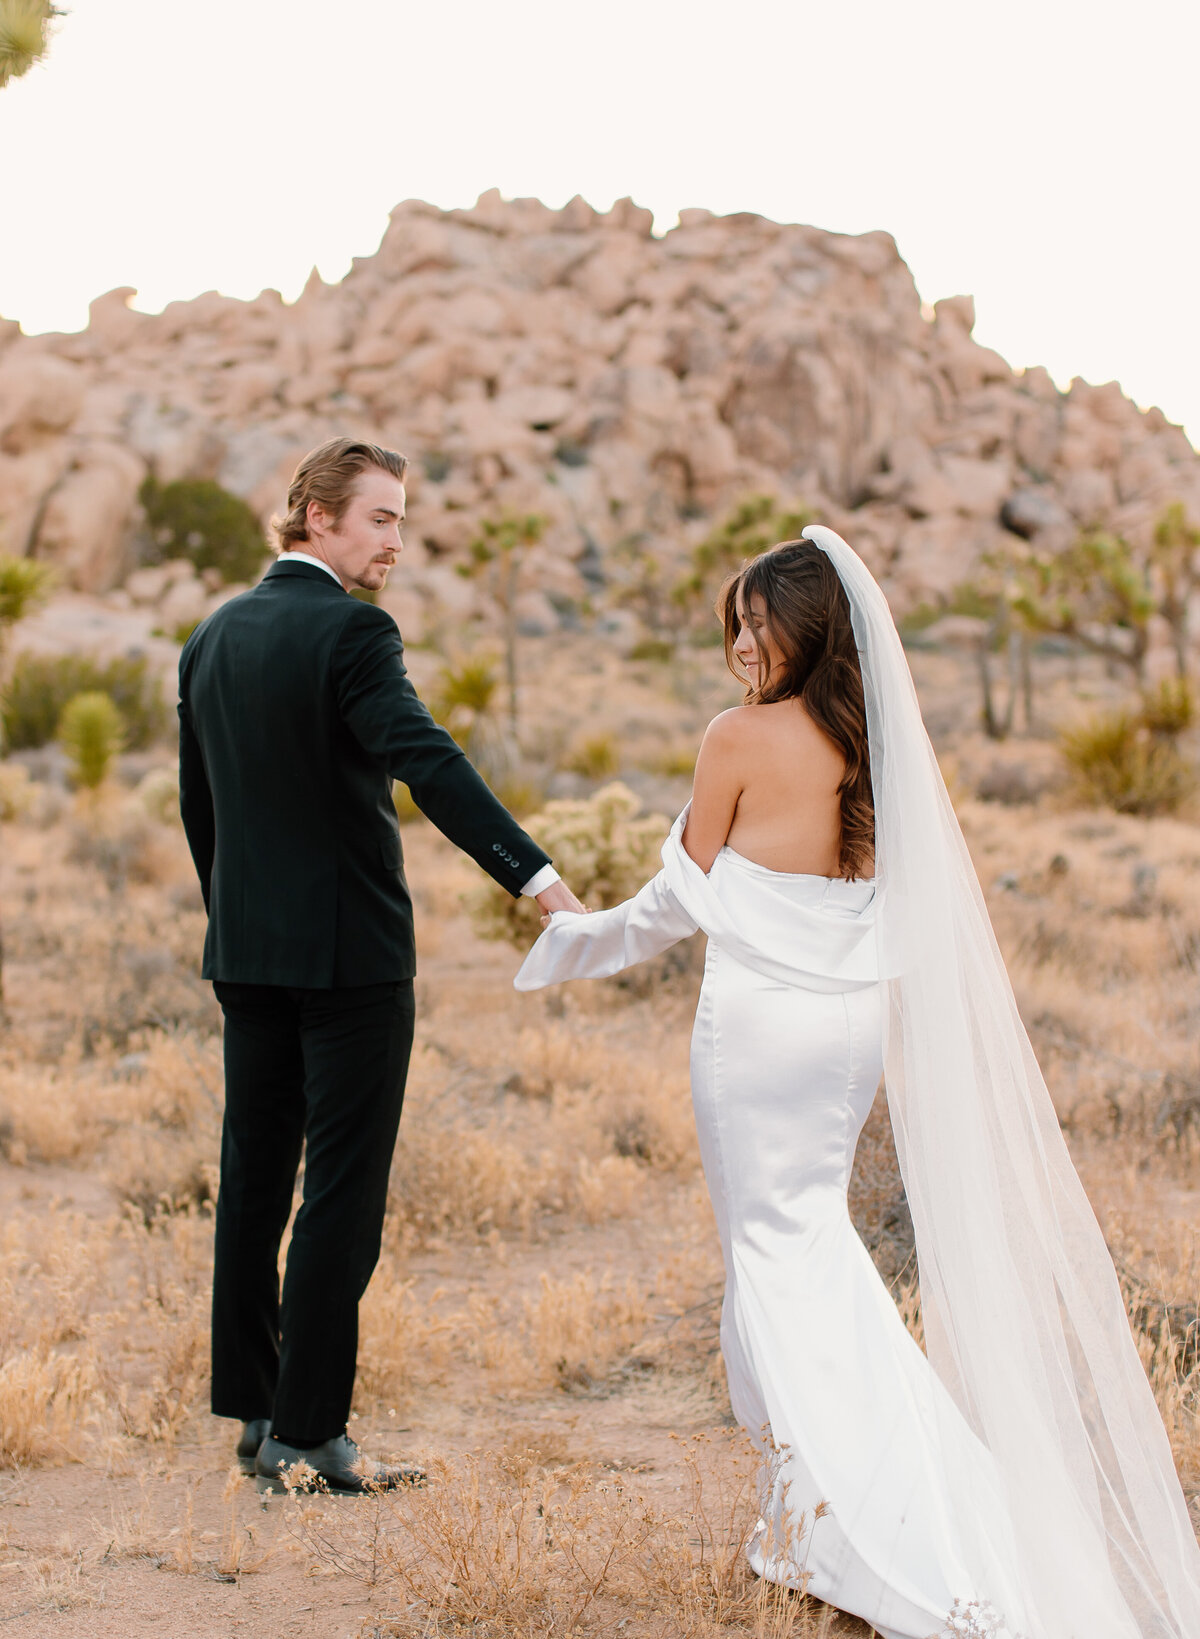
804,523,1200,1637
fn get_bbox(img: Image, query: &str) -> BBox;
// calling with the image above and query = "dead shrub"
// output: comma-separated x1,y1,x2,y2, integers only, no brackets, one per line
0,1347,102,1468
287,1436,827,1636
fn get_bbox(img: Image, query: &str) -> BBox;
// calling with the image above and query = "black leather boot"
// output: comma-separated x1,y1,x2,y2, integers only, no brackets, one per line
236,1418,272,1477
255,1432,426,1495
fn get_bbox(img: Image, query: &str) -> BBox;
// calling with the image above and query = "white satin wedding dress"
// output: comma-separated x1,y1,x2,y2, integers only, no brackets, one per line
516,527,1200,1639
516,809,1025,1639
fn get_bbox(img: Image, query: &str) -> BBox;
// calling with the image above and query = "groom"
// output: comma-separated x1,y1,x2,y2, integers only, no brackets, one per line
178,436,584,1492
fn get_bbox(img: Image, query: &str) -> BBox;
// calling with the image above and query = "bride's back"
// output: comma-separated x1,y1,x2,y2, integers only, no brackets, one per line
682,534,875,884
722,698,853,878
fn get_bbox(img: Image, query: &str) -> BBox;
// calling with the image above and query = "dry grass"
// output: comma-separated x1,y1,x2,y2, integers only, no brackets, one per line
0,631,1198,1628
285,1436,844,1637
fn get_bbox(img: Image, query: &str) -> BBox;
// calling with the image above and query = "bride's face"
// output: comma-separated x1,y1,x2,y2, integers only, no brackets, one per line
733,590,781,692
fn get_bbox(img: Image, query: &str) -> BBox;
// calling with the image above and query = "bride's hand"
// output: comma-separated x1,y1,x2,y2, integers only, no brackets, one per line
535,881,590,928
540,906,590,928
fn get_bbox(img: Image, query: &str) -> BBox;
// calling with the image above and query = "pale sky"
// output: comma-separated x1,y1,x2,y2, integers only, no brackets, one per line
2,0,1197,445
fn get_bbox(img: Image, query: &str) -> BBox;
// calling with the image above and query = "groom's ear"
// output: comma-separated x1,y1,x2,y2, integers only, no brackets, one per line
306,498,330,540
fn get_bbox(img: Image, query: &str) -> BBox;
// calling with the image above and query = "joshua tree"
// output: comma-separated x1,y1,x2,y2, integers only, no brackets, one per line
954,502,1200,740
1007,528,1155,683
0,1,60,88
999,503,1200,689
1150,502,1200,677
458,512,546,735
672,495,814,627
940,576,1033,742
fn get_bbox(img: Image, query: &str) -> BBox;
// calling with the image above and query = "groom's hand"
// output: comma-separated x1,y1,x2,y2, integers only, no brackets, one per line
536,880,589,927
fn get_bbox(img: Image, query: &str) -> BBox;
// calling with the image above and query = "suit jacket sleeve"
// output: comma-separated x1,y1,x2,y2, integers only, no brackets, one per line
177,678,215,913
332,601,552,898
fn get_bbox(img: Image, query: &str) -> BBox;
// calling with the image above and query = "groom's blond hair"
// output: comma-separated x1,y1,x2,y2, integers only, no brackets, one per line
273,437,409,554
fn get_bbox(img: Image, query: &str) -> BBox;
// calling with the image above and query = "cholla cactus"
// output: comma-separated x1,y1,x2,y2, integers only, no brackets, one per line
57,691,124,790
0,760,32,821
470,781,670,946
135,766,180,824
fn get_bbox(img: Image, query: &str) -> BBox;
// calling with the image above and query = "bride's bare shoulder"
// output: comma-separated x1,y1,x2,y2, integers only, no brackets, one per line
698,703,794,764
705,700,820,741
702,700,840,770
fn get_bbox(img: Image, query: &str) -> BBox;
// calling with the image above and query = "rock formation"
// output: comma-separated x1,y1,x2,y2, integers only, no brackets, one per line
1,191,1197,626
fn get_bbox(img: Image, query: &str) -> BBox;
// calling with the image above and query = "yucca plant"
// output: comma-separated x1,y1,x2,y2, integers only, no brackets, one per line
1060,707,1195,817
0,555,54,631
1139,674,1194,738
0,555,55,763
0,1,59,88
564,731,618,781
58,691,125,790
429,656,514,783
432,656,500,724
672,495,814,626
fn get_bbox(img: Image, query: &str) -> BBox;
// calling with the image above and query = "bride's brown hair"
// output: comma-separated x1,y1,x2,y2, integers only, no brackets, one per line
719,539,875,880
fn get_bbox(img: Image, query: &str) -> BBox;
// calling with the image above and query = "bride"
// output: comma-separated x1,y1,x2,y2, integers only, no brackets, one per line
514,527,1200,1639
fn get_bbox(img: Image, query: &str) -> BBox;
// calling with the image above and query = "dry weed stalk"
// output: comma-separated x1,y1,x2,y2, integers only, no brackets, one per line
285,1439,835,1637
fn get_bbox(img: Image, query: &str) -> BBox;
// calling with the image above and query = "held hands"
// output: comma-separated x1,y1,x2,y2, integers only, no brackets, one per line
535,880,590,929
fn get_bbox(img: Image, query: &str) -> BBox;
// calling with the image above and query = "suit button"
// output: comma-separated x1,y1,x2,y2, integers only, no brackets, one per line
492,843,501,852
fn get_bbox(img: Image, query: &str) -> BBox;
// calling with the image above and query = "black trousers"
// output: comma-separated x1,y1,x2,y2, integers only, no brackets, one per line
210,980,415,1446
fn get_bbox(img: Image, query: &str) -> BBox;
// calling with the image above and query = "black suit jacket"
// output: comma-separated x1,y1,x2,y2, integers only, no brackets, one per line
178,558,552,987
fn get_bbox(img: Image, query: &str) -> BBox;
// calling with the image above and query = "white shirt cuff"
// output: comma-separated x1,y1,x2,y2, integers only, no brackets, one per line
521,864,561,898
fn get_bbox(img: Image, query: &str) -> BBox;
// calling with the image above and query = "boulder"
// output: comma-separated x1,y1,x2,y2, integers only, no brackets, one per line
34,442,146,591
0,190,1192,621
0,354,85,453
1001,487,1072,540
940,455,1011,518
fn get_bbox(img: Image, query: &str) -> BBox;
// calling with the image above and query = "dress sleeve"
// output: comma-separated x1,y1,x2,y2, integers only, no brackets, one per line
514,870,699,990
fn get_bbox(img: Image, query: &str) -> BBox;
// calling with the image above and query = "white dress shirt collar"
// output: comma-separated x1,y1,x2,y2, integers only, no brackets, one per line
276,551,344,587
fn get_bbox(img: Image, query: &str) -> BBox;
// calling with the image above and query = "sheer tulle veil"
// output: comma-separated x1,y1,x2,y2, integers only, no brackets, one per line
803,524,1200,1637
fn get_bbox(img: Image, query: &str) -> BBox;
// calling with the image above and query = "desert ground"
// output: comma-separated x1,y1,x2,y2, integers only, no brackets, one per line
1,624,1199,1639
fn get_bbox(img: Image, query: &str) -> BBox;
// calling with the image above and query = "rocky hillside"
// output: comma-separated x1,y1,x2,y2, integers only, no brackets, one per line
1,190,1198,629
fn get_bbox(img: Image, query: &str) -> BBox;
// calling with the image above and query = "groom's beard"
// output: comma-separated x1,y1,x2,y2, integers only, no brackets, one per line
358,560,395,590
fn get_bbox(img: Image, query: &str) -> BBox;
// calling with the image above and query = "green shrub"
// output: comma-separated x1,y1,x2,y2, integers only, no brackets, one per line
1,651,167,750
421,451,452,482
0,554,54,632
645,744,697,778
1140,676,1194,737
564,732,618,780
58,692,125,789
429,656,515,784
628,637,675,663
1060,710,1195,816
470,782,669,947
432,657,499,725
139,476,267,585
